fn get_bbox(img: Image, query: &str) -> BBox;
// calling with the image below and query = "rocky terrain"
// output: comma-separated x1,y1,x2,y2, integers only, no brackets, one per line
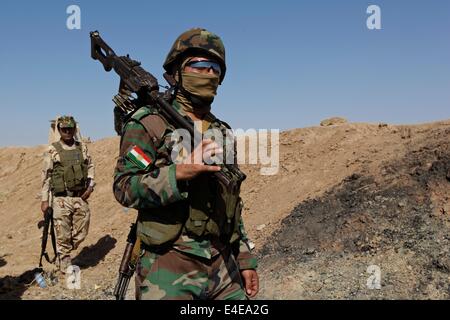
0,118,449,300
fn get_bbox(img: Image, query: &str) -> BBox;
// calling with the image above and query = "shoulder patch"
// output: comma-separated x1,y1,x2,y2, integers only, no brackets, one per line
140,114,169,142
126,145,153,170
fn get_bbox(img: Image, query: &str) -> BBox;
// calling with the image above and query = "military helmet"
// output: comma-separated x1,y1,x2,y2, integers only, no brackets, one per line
57,115,76,129
163,28,226,83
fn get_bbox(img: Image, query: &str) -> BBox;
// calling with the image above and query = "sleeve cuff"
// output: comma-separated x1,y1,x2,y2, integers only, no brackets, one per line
237,253,258,270
41,193,49,202
168,164,188,201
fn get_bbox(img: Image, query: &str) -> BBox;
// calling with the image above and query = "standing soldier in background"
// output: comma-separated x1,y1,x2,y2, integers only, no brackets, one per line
41,115,95,272
113,28,259,300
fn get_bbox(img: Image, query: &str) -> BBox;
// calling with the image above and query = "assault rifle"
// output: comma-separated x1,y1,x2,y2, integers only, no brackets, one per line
113,223,137,300
89,30,246,191
38,207,57,268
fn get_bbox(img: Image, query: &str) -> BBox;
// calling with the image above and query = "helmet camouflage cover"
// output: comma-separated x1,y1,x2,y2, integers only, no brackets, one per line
163,28,227,83
57,115,76,128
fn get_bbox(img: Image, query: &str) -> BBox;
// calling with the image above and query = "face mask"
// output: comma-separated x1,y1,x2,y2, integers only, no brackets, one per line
181,71,220,104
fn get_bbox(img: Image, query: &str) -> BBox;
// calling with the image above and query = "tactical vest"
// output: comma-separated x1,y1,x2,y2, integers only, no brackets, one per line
50,141,88,194
126,106,245,247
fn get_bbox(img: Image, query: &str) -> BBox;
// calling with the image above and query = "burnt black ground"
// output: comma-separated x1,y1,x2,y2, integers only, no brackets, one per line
257,134,450,299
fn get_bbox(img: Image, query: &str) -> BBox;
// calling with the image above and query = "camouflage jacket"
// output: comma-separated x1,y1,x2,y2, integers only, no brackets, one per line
113,100,257,270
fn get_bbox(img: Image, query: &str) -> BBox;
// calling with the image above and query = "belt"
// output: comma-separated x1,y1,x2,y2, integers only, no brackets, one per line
140,241,173,255
139,234,228,254
54,190,85,197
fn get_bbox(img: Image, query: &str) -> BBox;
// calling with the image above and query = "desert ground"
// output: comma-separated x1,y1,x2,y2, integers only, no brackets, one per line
1,118,449,299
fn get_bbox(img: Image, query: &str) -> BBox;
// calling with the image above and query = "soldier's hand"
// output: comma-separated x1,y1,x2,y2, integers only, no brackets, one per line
81,186,94,201
175,139,222,181
176,163,221,181
41,201,49,214
241,269,259,298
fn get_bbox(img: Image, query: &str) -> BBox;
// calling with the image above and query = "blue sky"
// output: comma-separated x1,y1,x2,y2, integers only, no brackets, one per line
0,0,449,147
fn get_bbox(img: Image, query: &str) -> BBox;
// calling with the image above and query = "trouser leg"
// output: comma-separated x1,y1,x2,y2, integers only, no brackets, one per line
52,196,74,258
135,249,208,300
71,197,90,250
209,248,247,300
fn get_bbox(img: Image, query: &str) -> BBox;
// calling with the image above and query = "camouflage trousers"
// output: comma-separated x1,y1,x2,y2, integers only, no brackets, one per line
52,196,90,258
135,247,247,300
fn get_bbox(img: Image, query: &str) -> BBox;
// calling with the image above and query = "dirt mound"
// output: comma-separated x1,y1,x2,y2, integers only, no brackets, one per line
258,126,450,299
0,120,449,299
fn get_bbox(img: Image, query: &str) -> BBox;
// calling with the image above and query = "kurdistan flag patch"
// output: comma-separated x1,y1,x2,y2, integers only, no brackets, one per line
127,145,152,169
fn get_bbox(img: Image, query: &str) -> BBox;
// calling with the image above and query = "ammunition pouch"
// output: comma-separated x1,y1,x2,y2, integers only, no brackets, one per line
137,202,187,246
184,166,244,243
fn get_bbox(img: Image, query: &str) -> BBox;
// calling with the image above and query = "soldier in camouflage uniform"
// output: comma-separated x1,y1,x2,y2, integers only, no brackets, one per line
41,116,95,272
113,28,259,300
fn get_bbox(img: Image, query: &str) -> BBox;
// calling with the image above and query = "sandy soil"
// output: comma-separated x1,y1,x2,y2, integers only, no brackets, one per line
0,119,449,299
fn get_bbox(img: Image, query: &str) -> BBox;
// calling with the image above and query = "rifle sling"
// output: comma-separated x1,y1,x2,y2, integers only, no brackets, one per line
48,214,57,263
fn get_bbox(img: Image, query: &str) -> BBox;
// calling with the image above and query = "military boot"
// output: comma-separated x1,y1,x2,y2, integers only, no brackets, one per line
59,255,72,274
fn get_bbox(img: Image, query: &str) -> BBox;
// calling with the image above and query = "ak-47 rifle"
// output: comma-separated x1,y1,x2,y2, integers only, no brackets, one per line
90,30,247,300
113,222,137,300
38,207,57,268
